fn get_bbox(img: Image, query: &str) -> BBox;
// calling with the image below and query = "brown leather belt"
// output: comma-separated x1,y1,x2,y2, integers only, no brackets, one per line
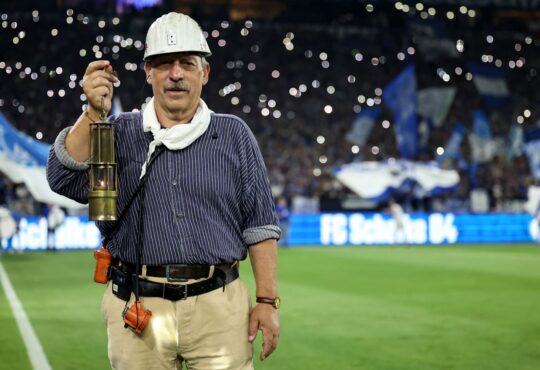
116,261,235,281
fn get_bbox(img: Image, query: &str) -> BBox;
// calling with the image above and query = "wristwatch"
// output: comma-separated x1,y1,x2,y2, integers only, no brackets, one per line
256,296,281,309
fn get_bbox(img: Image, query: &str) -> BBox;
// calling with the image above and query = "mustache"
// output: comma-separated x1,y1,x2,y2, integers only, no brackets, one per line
164,82,190,93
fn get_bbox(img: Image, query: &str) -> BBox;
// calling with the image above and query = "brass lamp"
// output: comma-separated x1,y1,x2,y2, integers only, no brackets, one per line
88,115,117,221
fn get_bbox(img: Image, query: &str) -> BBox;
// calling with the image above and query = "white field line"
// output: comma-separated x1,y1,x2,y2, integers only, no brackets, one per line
0,260,52,370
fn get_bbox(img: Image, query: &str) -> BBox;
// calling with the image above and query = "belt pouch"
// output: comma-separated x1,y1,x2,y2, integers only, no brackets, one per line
111,268,133,301
93,247,112,284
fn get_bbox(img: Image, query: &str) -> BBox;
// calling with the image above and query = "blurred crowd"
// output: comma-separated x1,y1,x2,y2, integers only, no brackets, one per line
0,2,539,214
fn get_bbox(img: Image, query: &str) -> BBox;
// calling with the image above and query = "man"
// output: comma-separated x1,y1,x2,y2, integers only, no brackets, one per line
46,12,280,370
388,198,406,244
46,204,65,251
0,205,17,251
525,183,540,243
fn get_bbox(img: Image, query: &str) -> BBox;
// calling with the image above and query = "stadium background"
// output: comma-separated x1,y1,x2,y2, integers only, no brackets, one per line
1,1,540,370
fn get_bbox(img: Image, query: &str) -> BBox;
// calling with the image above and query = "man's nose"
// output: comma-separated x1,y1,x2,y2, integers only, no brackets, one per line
169,61,184,80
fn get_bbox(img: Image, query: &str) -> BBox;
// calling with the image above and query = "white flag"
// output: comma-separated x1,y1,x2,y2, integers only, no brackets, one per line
417,87,456,127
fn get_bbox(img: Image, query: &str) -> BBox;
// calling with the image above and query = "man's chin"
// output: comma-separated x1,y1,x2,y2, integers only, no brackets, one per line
164,102,194,115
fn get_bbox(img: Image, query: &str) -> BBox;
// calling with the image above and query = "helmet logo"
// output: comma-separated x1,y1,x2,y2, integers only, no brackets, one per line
167,32,176,45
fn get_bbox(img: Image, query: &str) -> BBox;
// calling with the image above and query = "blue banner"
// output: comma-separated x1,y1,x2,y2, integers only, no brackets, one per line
508,124,523,159
334,160,459,201
472,110,491,139
0,111,50,166
345,107,381,146
524,128,540,179
3,212,537,250
288,212,535,246
440,122,465,162
524,127,540,142
524,143,540,180
0,112,84,209
383,65,417,159
469,110,496,163
468,63,511,109
2,216,100,251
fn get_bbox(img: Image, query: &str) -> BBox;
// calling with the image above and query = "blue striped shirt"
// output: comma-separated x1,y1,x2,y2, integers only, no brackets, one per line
46,112,280,265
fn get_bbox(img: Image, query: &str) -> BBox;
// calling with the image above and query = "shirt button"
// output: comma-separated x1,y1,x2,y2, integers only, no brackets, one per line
177,213,184,219
172,179,177,186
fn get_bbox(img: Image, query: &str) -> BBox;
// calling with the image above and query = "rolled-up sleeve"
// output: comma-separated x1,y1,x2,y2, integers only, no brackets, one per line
239,127,281,245
46,126,90,204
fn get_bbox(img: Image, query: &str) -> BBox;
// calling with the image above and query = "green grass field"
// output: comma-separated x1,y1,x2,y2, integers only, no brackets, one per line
1,245,540,370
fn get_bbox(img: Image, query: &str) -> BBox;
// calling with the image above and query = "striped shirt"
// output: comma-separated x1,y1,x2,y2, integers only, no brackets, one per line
46,112,280,265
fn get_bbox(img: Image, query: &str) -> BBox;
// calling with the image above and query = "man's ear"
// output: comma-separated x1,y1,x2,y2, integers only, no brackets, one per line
202,63,210,86
144,63,152,85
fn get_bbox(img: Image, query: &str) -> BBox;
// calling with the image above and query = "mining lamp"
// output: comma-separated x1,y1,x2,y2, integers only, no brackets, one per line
88,115,117,221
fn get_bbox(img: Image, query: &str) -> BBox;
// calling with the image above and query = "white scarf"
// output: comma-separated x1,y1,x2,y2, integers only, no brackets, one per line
140,97,212,178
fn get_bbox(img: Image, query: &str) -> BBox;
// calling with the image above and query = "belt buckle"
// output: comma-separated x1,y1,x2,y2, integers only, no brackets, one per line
165,265,188,283
162,282,188,300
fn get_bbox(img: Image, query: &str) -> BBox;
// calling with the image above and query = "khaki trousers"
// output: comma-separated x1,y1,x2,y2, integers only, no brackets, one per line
101,275,254,370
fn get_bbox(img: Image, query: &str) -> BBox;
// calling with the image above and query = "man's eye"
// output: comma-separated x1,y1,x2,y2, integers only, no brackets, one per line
155,60,172,67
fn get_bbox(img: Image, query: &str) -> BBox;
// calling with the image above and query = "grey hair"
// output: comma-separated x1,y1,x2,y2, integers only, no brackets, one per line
201,56,209,67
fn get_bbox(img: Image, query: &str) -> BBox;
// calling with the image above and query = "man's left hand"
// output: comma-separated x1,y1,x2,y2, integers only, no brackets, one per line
248,303,280,361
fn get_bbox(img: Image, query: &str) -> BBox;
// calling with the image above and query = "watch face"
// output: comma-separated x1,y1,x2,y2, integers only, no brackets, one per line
274,297,281,309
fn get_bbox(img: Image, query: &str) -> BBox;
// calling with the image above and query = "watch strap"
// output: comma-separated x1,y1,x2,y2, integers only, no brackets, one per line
256,296,280,309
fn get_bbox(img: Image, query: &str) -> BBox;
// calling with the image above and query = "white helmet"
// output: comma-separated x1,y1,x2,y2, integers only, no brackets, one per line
144,12,211,61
